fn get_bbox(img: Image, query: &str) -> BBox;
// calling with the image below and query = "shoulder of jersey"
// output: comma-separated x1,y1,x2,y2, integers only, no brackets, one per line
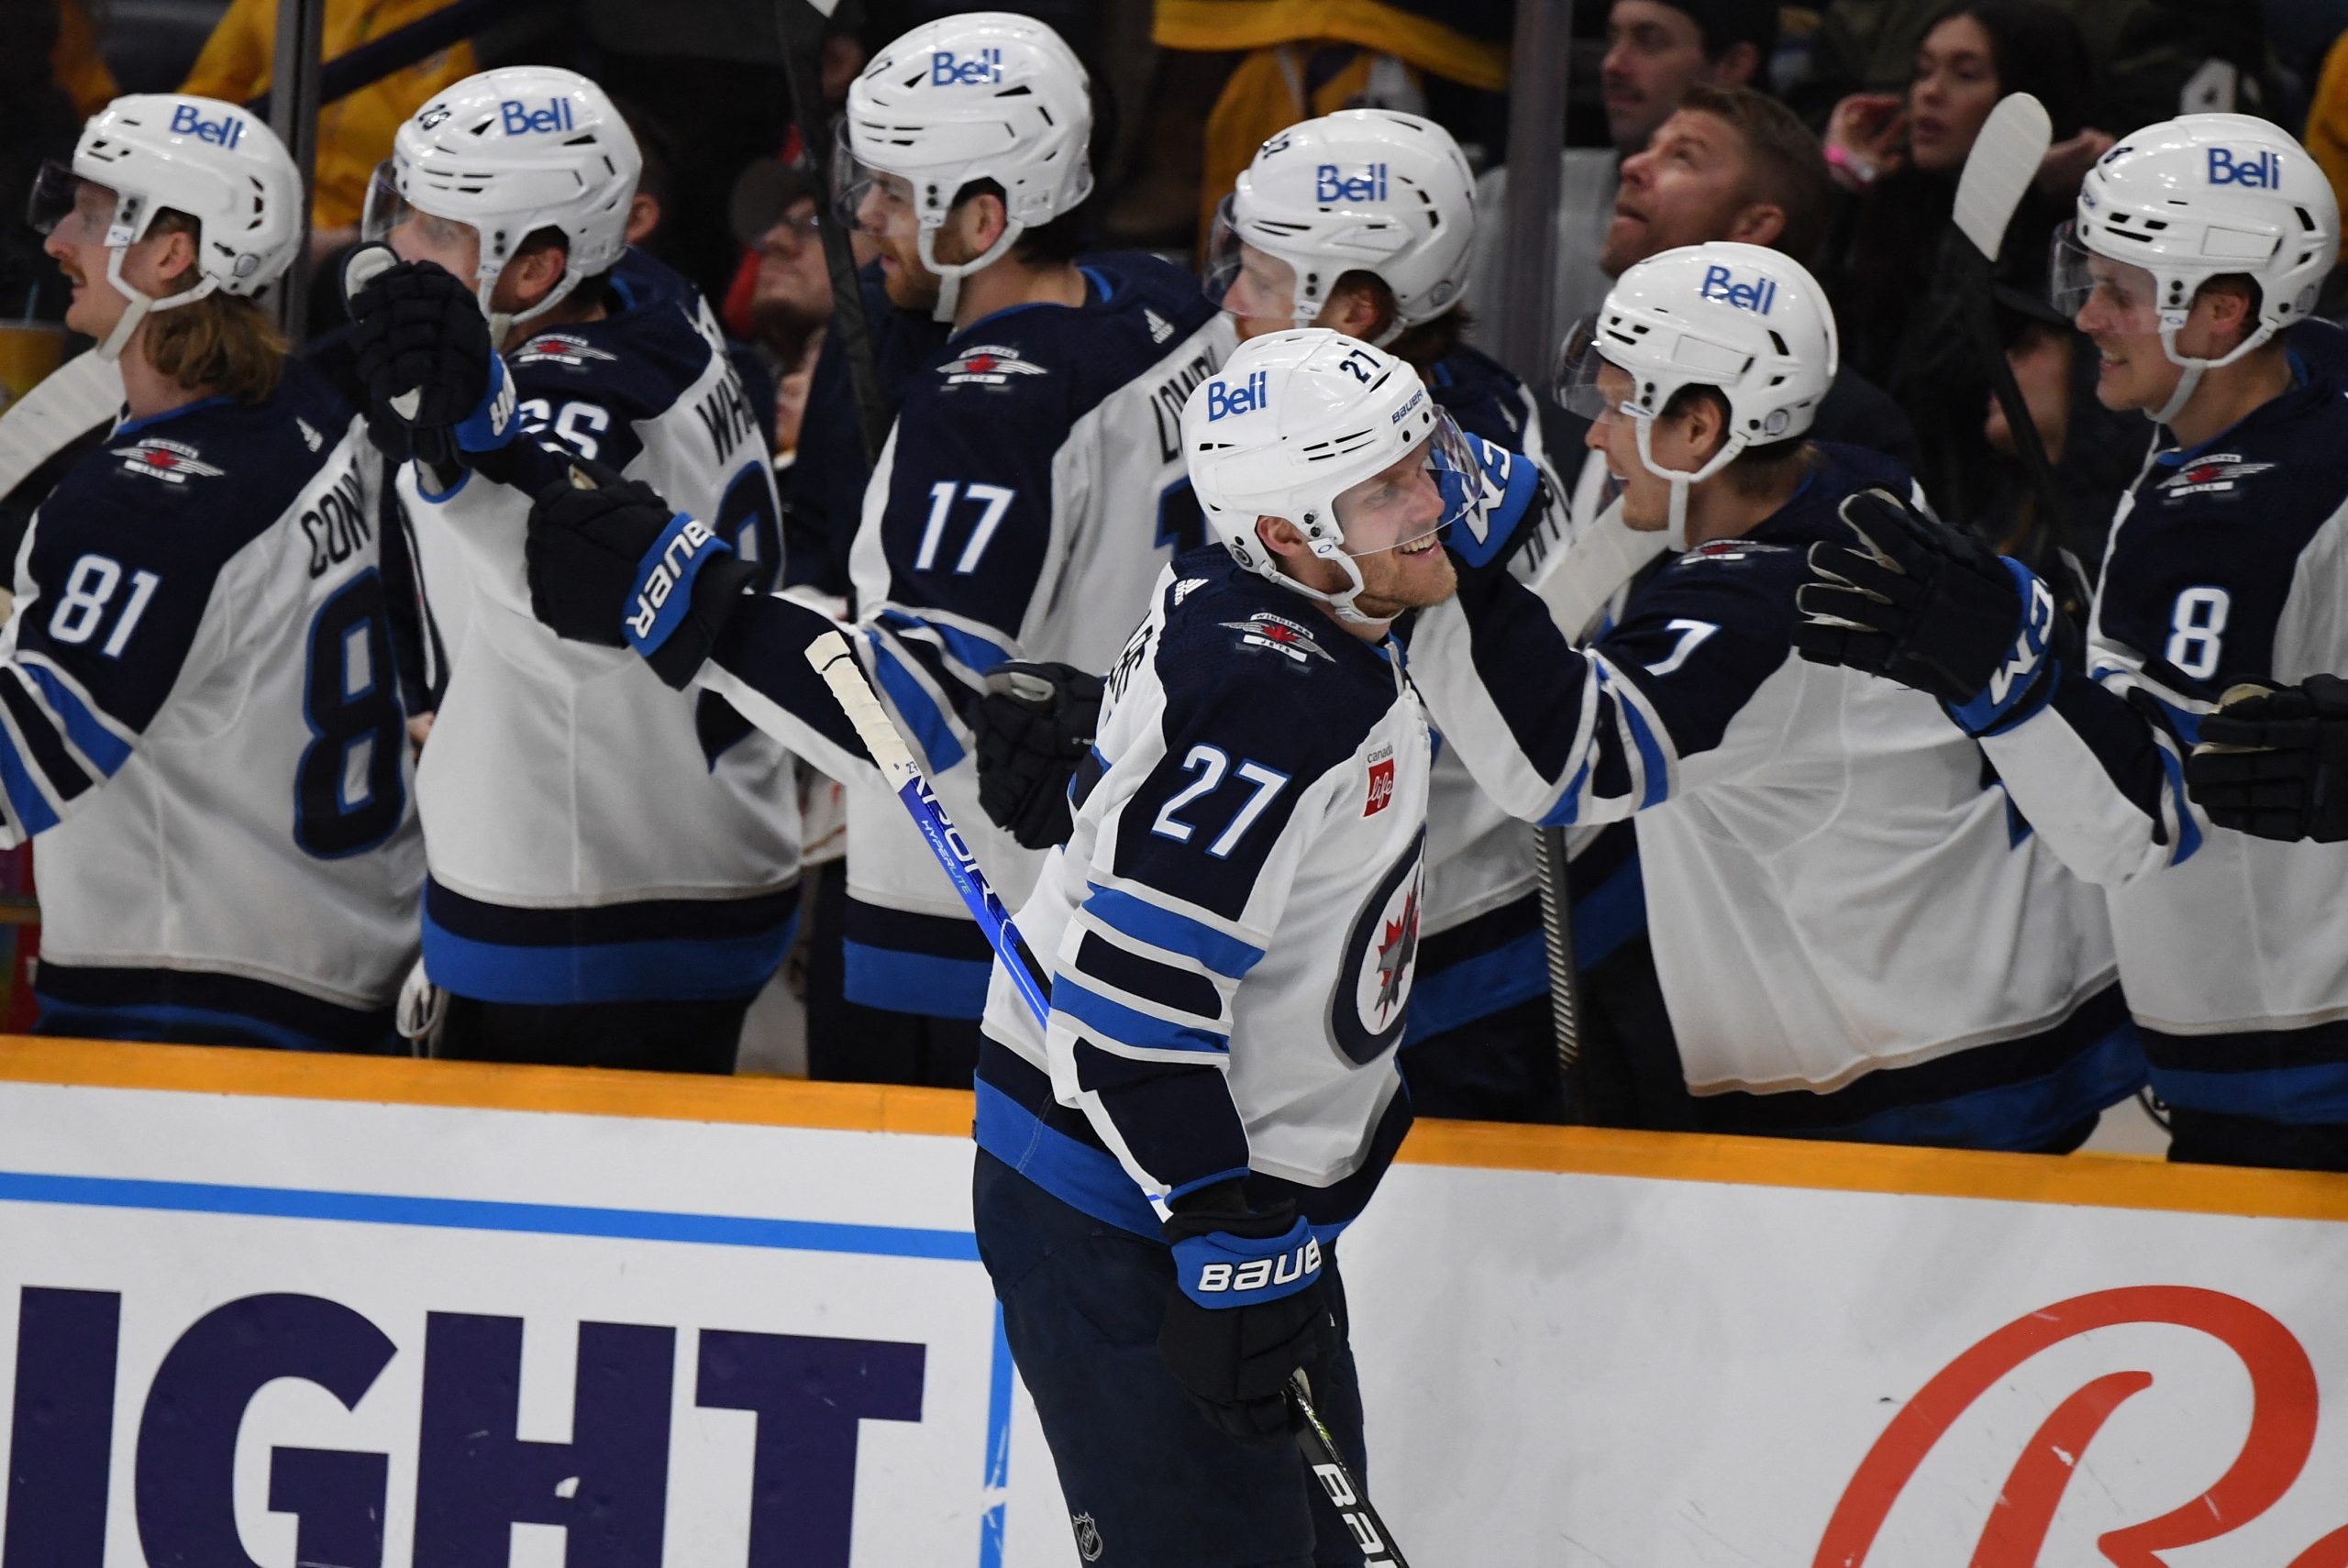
2134,375,2348,518
918,251,1219,414
61,361,351,554
507,261,714,413
1426,343,1531,448
1145,553,1400,751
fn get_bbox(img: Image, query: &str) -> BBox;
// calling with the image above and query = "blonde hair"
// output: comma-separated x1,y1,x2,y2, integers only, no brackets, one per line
139,210,287,403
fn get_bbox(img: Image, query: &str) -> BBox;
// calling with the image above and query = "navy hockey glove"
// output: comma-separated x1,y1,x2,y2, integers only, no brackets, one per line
345,248,515,469
1157,1185,1334,1446
2187,676,2348,845
1793,488,2059,734
526,466,757,690
975,662,1102,850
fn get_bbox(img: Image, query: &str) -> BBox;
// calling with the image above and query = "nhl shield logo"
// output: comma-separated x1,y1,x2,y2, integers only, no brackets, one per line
1069,1510,1104,1561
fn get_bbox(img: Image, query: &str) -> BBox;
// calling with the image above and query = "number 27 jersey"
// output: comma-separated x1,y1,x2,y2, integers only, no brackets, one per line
1,362,423,1044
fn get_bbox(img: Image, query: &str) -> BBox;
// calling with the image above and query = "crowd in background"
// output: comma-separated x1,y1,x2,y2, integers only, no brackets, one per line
2,0,2345,1156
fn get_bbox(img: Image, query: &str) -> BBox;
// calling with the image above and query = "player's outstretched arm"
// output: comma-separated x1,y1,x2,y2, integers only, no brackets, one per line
2187,676,2348,844
520,469,876,780
1796,488,2203,884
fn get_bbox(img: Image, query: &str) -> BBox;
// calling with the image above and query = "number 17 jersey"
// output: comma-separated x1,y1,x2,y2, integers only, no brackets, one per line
1,362,423,1048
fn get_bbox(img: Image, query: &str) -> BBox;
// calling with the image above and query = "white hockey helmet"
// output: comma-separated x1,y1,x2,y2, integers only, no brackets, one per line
1557,240,1837,549
1205,109,1478,343
1184,327,1483,624
835,11,1093,322
363,66,641,331
28,94,301,360
2052,113,2338,423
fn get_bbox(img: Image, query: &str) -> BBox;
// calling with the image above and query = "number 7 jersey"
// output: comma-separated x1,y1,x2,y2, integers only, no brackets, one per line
1,361,423,1047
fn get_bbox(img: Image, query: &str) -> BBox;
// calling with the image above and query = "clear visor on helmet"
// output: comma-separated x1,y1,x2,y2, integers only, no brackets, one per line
28,161,115,246
2048,221,2159,331
1331,409,1484,556
1202,194,1301,324
830,122,919,237
1554,315,1640,422
360,160,486,277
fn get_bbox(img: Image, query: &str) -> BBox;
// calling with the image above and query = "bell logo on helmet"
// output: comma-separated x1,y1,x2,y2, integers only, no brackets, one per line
168,104,244,149
1699,264,1778,315
499,97,577,136
2208,147,2282,188
1315,162,1389,203
1205,370,1268,422
929,47,1004,85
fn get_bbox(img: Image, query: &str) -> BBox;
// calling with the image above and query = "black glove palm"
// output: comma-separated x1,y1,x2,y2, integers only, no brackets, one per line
2187,675,2348,845
525,467,755,690
976,662,1102,849
1793,489,2047,721
346,248,498,466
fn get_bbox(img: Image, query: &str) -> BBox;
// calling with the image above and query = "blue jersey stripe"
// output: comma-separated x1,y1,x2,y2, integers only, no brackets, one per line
972,1077,1161,1238
842,940,994,1020
17,664,132,777
423,907,796,1005
868,636,968,774
0,723,61,835
875,608,1013,678
1051,977,1229,1055
1081,883,1264,980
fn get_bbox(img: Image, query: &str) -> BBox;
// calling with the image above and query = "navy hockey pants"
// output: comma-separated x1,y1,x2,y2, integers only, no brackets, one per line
972,1151,1369,1567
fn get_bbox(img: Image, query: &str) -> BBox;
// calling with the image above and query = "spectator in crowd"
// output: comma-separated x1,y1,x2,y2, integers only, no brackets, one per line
722,159,833,460
1468,0,1774,356
1819,0,2106,525
180,0,478,260
1789,0,2275,134
3,0,83,326
2302,27,2348,255
50,0,117,117
1152,0,1513,255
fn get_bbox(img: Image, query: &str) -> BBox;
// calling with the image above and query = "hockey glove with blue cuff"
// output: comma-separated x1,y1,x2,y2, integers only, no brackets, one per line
1157,1183,1333,1445
976,661,1102,850
526,466,756,690
2187,675,2348,844
345,248,515,471
1793,488,2058,734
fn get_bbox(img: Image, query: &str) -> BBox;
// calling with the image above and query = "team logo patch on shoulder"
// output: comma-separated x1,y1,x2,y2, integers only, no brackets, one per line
1221,612,1332,665
2159,453,2273,501
112,437,222,484
940,344,1047,388
515,335,619,367
1679,539,1789,565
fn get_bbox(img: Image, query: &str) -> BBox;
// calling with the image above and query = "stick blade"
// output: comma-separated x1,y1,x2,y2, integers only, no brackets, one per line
1953,93,2054,263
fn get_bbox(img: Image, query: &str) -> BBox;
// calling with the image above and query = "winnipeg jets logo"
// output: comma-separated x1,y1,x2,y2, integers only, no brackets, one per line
1222,612,1332,665
940,344,1048,388
112,437,222,484
2160,452,2273,500
515,335,617,367
1372,885,1420,1023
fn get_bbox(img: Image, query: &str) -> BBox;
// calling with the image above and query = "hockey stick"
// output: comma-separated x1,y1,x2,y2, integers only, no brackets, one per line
774,0,892,467
1531,823,1584,1117
1952,94,2068,574
800,629,1409,1562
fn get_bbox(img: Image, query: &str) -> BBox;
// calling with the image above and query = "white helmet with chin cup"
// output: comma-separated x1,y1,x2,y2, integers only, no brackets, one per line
2051,113,2338,425
29,94,301,361
1556,241,1837,550
1204,108,1477,343
1184,327,1480,624
364,66,641,333
836,12,1094,324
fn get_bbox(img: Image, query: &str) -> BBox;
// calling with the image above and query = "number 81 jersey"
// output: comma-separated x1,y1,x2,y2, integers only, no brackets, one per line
0,361,423,1048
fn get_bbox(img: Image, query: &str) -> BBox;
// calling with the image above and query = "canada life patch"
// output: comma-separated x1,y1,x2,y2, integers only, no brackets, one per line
1364,752,1395,816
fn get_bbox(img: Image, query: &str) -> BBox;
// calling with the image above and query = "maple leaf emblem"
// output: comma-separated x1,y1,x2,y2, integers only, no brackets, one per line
965,352,999,373
1373,887,1420,1022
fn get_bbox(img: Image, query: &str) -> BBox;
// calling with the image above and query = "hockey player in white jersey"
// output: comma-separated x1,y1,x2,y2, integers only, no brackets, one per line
1407,242,2140,1148
817,12,1231,1077
1796,115,2348,1171
346,65,797,1069
14,94,421,1047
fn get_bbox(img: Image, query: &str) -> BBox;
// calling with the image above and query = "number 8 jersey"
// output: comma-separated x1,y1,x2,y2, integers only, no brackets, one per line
1,360,424,1049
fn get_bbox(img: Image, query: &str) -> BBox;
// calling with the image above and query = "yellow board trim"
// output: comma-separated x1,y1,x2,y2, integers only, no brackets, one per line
1152,0,1512,93
4,1037,2344,1223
